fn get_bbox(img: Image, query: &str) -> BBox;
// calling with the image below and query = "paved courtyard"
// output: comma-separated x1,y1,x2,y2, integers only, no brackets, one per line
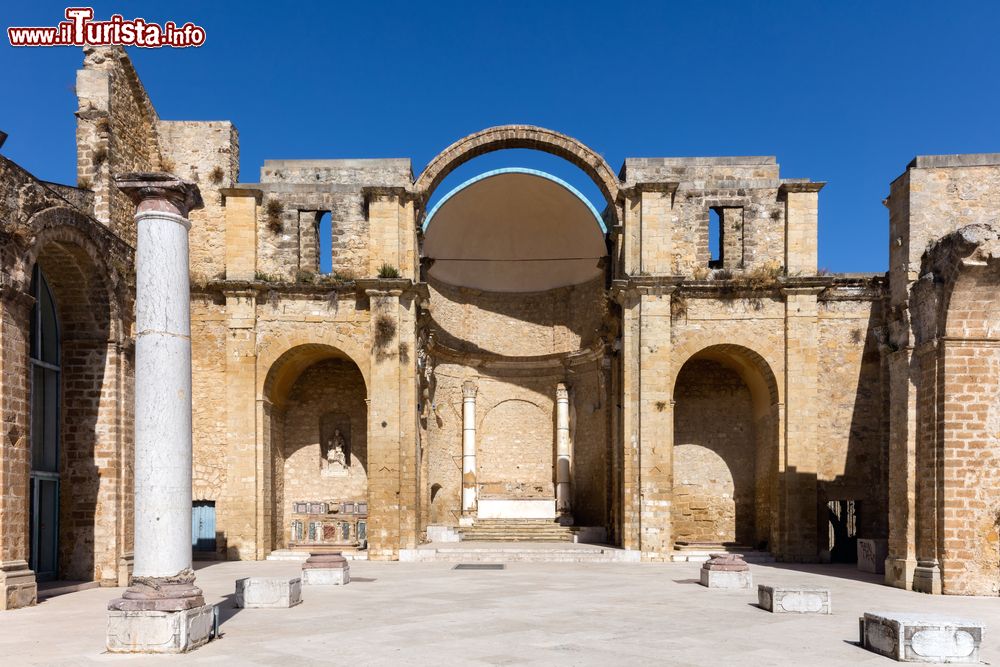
1,558,998,665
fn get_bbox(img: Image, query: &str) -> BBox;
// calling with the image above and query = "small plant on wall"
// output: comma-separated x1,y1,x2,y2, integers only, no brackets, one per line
265,198,283,233
377,263,400,279
208,166,225,184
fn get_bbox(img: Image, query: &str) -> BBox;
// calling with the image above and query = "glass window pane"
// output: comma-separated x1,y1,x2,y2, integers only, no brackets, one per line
31,366,45,470
42,369,59,472
40,277,59,365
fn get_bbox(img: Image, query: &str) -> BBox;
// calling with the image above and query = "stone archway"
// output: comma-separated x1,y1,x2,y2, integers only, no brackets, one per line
261,344,370,555
671,344,781,551
414,125,620,218
23,208,131,585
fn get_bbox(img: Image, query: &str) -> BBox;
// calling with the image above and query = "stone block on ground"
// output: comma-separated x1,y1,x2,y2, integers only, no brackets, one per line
857,538,889,574
757,585,831,614
699,553,752,589
302,552,350,585
860,612,984,663
106,604,215,653
235,577,302,608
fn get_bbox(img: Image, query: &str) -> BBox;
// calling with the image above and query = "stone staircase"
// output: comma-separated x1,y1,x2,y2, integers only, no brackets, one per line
670,542,775,563
400,542,639,563
458,518,575,542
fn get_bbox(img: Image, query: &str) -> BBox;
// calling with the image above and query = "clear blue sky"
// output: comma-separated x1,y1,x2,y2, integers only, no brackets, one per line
4,1,999,272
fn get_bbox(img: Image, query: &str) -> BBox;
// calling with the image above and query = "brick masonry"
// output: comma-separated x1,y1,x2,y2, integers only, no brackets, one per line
0,48,998,609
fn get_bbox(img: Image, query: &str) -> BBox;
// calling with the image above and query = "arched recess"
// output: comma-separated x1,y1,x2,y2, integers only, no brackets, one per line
671,344,780,551
261,343,370,553
478,398,552,501
23,207,131,584
414,125,621,222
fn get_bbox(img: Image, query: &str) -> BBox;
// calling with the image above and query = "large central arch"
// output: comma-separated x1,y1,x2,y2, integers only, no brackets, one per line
414,125,621,214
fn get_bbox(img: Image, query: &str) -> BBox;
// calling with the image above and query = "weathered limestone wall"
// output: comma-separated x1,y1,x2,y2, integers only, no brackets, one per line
815,292,888,543
157,121,240,280
673,359,755,545
250,159,412,280
620,158,797,275
1,158,134,603
427,277,606,356
885,155,1000,594
75,47,163,242
190,294,227,506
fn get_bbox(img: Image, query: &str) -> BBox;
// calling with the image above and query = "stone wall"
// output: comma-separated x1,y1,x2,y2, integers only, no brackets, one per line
157,121,239,281
75,47,163,243
620,157,795,275
249,159,412,281
673,358,756,545
190,294,227,504
427,276,606,357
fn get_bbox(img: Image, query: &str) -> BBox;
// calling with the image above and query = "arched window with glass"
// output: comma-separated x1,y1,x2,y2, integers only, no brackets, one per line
29,264,60,581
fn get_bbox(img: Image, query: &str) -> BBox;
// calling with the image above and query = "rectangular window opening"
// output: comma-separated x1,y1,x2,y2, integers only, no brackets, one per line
319,212,333,274
708,208,723,268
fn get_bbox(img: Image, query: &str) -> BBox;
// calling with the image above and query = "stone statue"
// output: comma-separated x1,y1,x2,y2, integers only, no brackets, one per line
323,429,348,472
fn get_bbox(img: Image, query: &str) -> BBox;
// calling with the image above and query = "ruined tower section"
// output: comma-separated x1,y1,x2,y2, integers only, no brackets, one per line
188,158,422,562
885,155,1000,595
75,46,164,243
613,157,887,563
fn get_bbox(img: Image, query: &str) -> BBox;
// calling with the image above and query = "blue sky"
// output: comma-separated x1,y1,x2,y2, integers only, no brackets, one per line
4,1,999,272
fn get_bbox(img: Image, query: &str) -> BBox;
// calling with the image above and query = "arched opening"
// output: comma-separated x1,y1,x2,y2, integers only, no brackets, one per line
262,344,369,554
28,266,60,581
417,128,618,538
27,227,118,584
672,345,779,551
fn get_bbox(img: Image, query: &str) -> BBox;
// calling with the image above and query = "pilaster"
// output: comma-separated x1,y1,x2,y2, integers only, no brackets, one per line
780,286,822,561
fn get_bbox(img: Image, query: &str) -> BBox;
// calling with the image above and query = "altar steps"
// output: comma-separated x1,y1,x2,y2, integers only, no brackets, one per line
458,519,575,542
669,542,775,563
400,541,639,563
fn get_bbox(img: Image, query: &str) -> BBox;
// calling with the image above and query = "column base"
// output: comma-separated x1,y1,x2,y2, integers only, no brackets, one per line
912,560,943,595
0,560,37,610
106,604,215,653
884,556,916,590
108,570,206,611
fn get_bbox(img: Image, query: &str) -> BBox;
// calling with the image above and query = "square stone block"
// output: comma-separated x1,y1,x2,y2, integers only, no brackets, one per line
857,538,889,574
235,577,302,608
860,612,984,663
107,604,215,653
758,585,831,614
699,569,752,589
302,567,350,585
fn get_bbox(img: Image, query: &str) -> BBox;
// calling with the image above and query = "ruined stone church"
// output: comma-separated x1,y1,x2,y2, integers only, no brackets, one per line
2,46,999,610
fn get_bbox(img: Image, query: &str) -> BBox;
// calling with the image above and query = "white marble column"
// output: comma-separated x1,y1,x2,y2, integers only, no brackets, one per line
110,173,204,612
555,382,572,521
461,381,477,521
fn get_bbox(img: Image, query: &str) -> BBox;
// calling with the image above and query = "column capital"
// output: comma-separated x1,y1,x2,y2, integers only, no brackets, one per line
115,172,204,217
462,380,478,398
556,382,570,400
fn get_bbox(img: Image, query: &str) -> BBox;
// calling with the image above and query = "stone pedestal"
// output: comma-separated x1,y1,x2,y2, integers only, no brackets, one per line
302,552,351,585
860,612,984,663
758,585,831,614
858,538,889,574
107,173,207,653
912,560,943,595
235,577,302,608
107,605,214,654
699,553,752,590
0,560,37,610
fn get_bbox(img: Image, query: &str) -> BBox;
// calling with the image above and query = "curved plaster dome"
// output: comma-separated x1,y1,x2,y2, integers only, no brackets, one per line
422,169,607,292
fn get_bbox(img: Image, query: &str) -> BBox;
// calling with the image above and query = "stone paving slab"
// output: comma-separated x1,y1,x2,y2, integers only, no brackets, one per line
0,561,998,665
